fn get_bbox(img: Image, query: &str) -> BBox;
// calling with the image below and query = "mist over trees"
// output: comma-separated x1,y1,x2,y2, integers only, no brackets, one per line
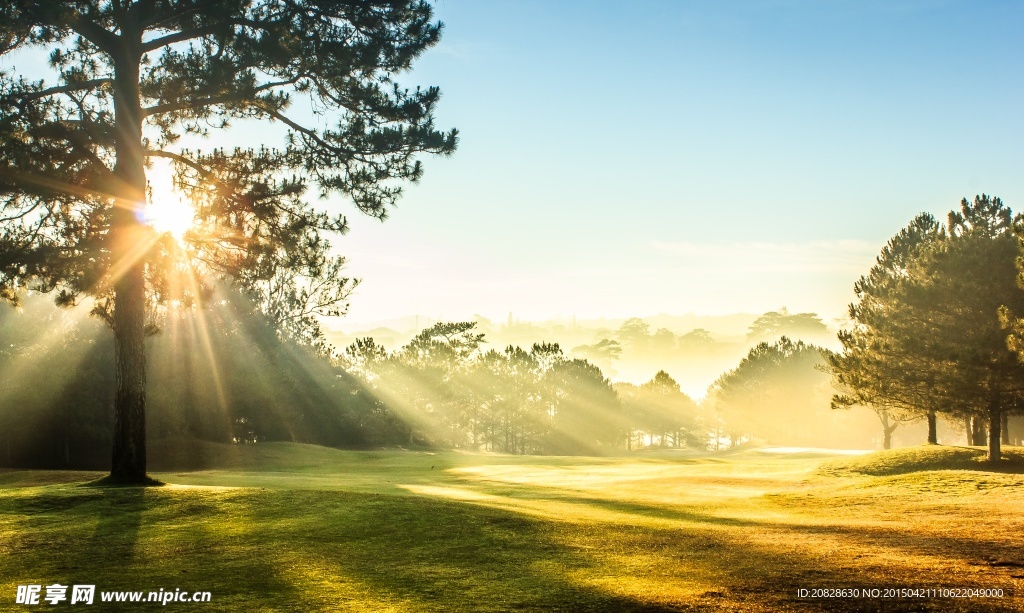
5,293,897,470
615,371,704,450
339,320,898,454
746,310,831,344
705,337,878,448
6,287,997,470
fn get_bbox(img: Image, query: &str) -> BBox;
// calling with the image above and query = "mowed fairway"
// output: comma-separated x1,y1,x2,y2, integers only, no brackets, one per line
2,444,1023,612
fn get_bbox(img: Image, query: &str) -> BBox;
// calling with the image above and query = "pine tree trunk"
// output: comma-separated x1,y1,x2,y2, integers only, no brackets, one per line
183,341,196,435
1000,412,1010,446
927,412,937,444
971,415,986,447
964,416,972,445
110,240,147,481
109,46,149,483
988,400,1001,463
878,409,893,450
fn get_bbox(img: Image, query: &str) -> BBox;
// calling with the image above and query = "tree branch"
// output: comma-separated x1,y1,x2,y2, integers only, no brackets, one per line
142,92,251,118
141,75,311,118
69,13,119,56
145,149,213,179
0,199,46,223
257,106,350,154
0,168,118,204
141,18,271,52
2,79,113,105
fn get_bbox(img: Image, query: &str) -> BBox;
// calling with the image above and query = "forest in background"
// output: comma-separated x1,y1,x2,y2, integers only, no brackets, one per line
323,309,837,398
3,291,997,470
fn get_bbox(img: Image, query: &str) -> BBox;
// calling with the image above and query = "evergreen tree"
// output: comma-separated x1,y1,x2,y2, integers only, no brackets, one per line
570,338,621,377
0,1,456,482
747,309,829,344
828,213,946,447
916,196,1024,460
711,337,840,447
541,356,621,454
832,197,1024,460
635,370,701,448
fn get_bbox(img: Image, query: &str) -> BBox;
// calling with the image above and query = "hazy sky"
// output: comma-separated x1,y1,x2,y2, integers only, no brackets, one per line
327,0,1024,328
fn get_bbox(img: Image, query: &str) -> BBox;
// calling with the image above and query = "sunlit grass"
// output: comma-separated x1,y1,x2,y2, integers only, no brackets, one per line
818,444,1024,477
2,445,1024,611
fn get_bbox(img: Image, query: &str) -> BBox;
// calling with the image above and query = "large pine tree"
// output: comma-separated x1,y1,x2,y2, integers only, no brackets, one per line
831,197,1024,461
0,1,457,482
829,213,947,446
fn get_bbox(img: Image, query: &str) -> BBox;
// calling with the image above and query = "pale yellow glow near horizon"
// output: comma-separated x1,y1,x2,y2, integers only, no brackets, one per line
329,230,882,330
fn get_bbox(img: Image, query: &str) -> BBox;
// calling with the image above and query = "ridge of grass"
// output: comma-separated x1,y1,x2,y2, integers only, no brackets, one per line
817,444,1024,477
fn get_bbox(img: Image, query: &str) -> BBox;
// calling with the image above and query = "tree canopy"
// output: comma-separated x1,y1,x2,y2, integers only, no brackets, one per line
342,323,626,455
746,309,829,344
616,370,703,450
708,337,872,448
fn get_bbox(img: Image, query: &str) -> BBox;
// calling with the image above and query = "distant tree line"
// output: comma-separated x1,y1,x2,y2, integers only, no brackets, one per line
568,311,832,380
340,322,708,455
3,294,903,469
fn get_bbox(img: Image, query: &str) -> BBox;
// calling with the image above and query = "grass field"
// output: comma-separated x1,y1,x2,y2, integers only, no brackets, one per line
2,444,1024,611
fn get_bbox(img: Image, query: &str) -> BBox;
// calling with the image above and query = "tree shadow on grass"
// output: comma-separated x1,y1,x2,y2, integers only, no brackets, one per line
440,465,1024,575
243,489,705,612
1,484,308,611
341,488,1023,612
472,488,1024,593
5,482,1021,612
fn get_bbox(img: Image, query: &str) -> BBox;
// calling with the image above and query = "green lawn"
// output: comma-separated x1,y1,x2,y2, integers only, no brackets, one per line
2,444,1024,611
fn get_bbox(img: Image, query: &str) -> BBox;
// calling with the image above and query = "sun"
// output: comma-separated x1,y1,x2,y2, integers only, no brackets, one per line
143,187,196,242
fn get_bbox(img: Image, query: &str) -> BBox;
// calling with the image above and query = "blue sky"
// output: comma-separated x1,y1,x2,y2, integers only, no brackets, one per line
4,1,1021,329
330,0,1024,327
